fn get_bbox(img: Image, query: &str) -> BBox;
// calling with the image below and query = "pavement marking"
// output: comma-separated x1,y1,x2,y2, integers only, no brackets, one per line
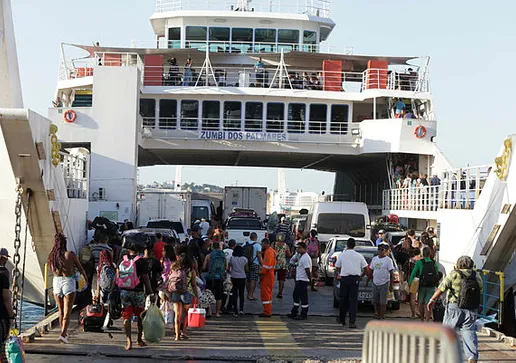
255,317,301,357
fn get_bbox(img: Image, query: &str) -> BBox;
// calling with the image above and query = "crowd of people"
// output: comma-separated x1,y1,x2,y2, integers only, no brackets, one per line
14,218,480,363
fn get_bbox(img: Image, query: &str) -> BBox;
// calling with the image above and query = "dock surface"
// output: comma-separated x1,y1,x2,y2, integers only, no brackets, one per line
25,281,516,362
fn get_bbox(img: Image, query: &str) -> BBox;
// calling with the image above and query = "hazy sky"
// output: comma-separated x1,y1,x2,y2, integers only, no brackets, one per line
10,0,516,192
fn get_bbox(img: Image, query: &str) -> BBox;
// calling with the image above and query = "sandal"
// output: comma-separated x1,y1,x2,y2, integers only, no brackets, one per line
181,333,189,340
137,341,147,347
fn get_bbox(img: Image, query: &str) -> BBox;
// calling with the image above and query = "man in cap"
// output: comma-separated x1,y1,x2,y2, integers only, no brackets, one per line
0,249,14,362
375,230,385,246
287,242,312,320
367,242,394,320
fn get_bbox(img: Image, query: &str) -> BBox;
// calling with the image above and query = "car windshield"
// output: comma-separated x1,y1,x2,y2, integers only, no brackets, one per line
227,218,263,229
317,213,365,237
146,221,185,234
192,206,209,221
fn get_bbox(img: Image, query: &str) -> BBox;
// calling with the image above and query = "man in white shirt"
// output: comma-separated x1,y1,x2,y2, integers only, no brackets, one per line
199,218,210,236
287,242,312,320
335,238,368,328
368,242,394,320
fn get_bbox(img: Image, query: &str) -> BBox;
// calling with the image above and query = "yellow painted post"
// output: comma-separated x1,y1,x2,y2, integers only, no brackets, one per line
44,263,49,289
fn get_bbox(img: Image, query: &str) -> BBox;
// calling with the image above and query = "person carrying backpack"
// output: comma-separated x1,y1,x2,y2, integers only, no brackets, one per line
116,245,152,351
427,256,483,363
244,233,261,300
202,242,228,317
409,246,439,321
169,253,198,341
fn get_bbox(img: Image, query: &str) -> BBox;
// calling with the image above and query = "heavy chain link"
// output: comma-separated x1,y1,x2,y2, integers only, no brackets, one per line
11,184,23,328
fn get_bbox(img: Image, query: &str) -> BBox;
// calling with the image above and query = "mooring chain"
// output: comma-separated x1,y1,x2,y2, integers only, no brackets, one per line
11,184,23,328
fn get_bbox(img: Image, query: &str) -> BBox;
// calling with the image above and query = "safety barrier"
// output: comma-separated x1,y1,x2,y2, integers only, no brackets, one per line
362,320,463,363
476,269,505,326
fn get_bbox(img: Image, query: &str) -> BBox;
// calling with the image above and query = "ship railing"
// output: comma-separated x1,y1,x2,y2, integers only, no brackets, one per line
59,52,142,81
362,320,463,363
155,0,331,18
383,165,491,212
143,65,426,92
131,39,353,55
60,152,88,199
475,269,505,326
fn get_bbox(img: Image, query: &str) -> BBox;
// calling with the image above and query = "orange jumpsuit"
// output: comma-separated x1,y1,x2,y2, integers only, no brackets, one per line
260,248,276,316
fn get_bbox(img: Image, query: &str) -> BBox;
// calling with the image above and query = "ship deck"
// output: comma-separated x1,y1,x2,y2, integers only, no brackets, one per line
24,281,516,362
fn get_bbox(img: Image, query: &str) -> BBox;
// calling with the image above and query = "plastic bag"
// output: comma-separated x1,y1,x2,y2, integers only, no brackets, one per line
142,303,166,343
160,301,173,327
5,329,25,363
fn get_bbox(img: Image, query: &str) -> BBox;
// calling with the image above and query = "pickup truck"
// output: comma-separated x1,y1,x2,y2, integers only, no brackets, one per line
225,216,267,245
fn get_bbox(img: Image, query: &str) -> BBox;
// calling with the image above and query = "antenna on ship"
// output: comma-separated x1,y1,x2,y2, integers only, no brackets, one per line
234,0,251,11
269,49,292,89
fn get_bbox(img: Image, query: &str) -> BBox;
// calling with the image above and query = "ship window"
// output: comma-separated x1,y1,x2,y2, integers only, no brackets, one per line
254,29,277,53
330,104,349,134
288,103,306,133
159,99,177,129
224,101,241,131
266,102,284,132
245,102,263,131
186,26,207,49
140,98,156,128
168,27,181,49
180,100,199,130
209,27,230,52
278,29,299,51
303,30,317,52
232,28,253,53
202,101,220,131
309,104,327,134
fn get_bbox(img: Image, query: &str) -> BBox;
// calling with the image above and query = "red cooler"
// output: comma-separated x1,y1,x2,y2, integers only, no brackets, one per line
188,306,206,328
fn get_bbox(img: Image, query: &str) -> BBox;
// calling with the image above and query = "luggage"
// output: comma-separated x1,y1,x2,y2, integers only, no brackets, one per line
188,305,206,328
458,270,481,310
419,260,439,287
167,269,187,294
79,304,106,332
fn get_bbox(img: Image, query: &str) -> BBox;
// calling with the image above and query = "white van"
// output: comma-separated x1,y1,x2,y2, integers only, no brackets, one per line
305,202,371,243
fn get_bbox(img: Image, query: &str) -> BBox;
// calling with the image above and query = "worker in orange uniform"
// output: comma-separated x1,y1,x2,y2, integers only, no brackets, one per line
259,238,276,318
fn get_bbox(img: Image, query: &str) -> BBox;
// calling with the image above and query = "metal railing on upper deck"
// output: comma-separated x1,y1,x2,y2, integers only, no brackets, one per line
362,320,463,363
383,166,491,212
59,52,143,81
130,39,353,55
143,65,428,93
155,0,331,17
60,152,88,199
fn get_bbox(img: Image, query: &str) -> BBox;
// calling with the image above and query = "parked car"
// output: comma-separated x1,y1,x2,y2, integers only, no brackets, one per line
320,237,375,285
145,219,188,243
332,246,401,310
225,211,267,245
123,228,179,252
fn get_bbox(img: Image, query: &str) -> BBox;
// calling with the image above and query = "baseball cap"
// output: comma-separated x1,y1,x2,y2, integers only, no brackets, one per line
0,248,11,258
378,229,385,234
378,242,389,249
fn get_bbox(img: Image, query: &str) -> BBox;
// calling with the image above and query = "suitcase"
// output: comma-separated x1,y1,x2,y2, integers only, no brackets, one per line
79,304,107,332
188,306,206,328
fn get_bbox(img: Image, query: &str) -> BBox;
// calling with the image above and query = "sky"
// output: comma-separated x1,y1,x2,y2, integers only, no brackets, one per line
10,0,516,192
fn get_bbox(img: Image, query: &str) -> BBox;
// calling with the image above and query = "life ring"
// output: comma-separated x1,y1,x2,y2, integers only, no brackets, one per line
414,125,427,139
64,110,77,123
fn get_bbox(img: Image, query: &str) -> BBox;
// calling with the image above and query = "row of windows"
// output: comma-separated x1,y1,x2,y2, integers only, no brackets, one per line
168,27,317,52
140,99,349,134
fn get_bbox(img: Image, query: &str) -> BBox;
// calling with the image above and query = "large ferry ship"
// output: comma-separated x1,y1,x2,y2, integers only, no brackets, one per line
1,0,515,312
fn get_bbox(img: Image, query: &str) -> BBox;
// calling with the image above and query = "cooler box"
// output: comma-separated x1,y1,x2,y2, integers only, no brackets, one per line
188,307,206,328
